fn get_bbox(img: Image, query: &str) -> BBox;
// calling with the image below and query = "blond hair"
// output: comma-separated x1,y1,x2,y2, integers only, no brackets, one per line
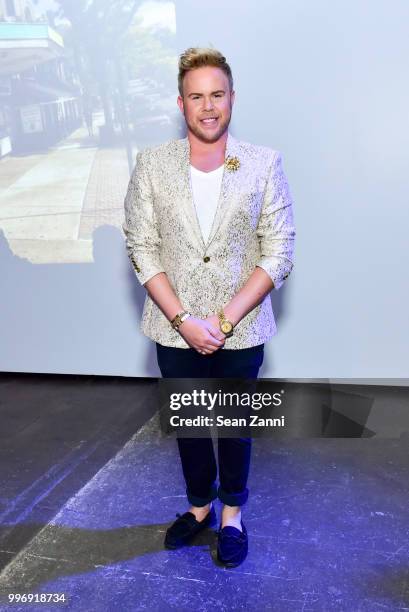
178,47,233,97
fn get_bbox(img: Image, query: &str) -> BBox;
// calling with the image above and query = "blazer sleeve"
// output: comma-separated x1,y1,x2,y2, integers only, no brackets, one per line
122,150,166,286
256,151,296,290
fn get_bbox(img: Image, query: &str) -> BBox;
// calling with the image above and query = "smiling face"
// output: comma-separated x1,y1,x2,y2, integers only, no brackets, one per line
177,66,235,144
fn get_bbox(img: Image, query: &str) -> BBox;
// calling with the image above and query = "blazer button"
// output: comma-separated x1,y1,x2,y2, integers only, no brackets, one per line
203,256,210,263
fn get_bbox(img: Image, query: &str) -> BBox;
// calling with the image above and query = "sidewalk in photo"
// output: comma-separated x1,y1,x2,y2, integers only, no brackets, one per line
0,123,137,265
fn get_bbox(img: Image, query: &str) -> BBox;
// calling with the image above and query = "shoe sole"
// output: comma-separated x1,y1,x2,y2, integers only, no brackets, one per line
216,551,247,568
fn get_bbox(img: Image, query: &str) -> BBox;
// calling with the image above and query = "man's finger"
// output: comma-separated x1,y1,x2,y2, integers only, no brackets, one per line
207,334,224,347
207,326,225,342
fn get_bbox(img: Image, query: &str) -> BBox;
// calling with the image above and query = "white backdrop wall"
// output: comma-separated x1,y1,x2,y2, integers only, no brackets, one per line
1,0,408,378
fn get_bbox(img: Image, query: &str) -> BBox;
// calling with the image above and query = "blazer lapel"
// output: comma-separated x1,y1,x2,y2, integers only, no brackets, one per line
178,131,241,251
206,132,241,248
178,138,205,249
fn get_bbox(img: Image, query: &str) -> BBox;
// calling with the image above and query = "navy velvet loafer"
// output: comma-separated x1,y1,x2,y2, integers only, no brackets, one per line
217,519,248,567
164,505,217,549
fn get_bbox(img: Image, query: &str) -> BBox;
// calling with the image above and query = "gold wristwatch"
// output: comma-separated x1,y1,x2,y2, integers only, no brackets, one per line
217,309,234,337
171,310,191,331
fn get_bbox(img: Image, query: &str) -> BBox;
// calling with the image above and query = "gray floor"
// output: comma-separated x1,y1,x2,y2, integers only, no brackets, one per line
0,374,409,611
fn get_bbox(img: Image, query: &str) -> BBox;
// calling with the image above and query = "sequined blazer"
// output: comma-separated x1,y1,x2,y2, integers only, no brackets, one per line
122,132,295,349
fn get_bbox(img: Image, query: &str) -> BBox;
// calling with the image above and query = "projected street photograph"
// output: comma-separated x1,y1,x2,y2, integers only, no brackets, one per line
0,0,178,265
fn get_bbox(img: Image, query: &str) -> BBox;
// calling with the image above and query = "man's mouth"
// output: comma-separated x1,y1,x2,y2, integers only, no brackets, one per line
200,117,218,125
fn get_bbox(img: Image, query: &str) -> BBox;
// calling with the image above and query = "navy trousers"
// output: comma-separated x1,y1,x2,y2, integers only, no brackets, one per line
156,342,264,507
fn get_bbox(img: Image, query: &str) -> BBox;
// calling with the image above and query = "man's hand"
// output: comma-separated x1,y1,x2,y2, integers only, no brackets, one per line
178,315,225,354
204,314,223,337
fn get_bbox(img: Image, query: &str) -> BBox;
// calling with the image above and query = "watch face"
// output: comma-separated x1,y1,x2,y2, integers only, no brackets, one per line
221,321,233,334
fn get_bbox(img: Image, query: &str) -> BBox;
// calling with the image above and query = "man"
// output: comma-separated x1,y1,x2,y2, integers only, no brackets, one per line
122,47,295,567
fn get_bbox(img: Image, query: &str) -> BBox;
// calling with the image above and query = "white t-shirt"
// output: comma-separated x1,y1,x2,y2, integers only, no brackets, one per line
190,163,224,244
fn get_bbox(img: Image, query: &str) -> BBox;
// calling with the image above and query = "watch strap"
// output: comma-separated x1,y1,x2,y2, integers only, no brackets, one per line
217,309,234,335
171,310,191,330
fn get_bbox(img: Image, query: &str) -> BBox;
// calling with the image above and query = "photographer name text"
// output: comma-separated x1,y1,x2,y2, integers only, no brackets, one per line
169,415,285,428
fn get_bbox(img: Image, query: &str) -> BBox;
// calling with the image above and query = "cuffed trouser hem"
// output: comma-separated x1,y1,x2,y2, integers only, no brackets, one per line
186,483,218,507
218,485,249,506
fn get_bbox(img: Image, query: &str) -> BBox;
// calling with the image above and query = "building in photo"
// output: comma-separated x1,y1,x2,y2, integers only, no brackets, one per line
0,0,81,156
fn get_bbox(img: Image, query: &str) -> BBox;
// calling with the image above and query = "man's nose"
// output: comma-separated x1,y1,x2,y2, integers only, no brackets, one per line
202,97,215,110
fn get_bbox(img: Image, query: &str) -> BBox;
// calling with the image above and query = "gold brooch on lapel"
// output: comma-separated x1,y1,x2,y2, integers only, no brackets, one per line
224,156,241,172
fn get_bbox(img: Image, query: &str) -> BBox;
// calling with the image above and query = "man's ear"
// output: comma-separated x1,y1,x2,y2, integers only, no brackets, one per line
177,95,184,114
230,89,235,105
